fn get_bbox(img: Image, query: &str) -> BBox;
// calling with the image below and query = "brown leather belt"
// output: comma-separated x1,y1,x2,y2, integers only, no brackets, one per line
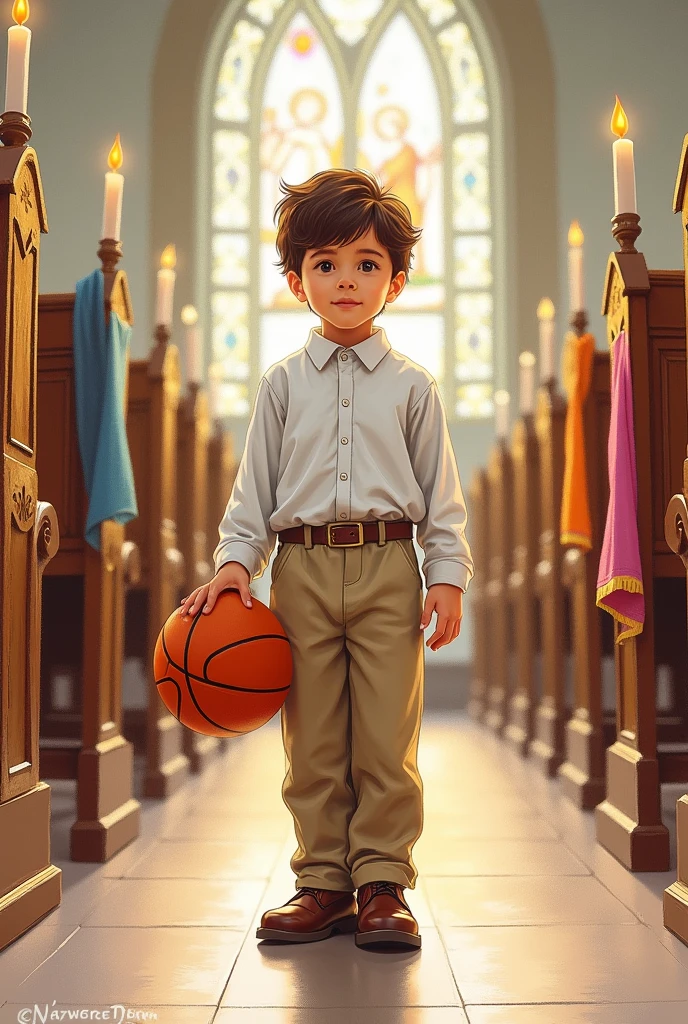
277,519,414,547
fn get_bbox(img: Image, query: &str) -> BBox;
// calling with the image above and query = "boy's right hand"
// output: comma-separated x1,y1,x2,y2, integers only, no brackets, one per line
179,561,252,618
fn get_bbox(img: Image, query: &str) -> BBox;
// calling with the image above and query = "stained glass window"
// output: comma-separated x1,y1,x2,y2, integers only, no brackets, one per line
209,0,497,420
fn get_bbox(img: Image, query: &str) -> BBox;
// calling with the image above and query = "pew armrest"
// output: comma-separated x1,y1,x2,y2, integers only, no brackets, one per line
121,539,141,589
665,492,688,571
34,500,60,578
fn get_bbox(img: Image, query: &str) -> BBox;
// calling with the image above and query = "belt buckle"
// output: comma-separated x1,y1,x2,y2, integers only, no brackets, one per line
327,521,364,547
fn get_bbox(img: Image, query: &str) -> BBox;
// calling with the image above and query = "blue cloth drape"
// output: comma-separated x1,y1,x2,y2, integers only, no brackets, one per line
73,269,138,550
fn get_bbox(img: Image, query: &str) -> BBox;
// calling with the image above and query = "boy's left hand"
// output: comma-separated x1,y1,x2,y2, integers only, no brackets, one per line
420,584,463,650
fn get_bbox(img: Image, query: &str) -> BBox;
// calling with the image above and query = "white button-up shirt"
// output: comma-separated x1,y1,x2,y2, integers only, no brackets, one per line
213,325,474,592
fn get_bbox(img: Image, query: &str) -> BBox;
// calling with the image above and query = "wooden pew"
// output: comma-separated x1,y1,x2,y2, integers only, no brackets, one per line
662,133,688,942
467,466,490,721
558,350,614,808
484,439,514,733
529,382,568,774
36,267,142,862
504,412,542,754
176,382,218,770
0,137,62,949
124,331,190,798
594,222,687,871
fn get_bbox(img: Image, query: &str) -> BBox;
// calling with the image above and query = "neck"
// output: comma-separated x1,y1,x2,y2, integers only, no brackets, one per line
319,315,377,348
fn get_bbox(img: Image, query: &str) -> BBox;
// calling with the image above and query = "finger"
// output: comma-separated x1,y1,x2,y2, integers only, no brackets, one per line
426,616,448,648
190,586,209,614
202,585,218,613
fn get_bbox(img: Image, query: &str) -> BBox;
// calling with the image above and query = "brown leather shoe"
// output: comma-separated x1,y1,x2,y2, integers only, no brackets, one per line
256,886,357,943
355,881,421,949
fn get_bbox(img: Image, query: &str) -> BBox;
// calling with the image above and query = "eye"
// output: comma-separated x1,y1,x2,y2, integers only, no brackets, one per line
359,260,379,273
316,260,334,272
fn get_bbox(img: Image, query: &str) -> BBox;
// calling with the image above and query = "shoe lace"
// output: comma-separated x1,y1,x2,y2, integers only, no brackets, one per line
369,881,401,899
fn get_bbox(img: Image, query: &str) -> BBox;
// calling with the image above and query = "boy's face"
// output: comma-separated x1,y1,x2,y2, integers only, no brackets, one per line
286,227,406,338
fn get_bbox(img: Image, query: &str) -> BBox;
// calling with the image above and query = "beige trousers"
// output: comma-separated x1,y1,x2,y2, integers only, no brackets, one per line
268,524,425,892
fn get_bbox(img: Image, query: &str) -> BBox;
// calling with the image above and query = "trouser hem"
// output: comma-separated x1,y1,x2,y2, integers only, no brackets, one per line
296,873,355,893
351,864,416,890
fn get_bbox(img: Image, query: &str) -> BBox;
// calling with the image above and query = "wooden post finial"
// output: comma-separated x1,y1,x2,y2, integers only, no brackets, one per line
97,238,123,275
612,212,642,254
570,310,589,337
0,110,31,147
154,323,171,347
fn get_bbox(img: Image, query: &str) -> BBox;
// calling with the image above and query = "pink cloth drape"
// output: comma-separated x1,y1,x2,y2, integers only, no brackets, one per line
595,330,644,642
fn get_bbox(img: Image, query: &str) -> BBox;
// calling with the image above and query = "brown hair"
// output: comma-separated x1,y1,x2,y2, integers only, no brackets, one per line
274,167,422,281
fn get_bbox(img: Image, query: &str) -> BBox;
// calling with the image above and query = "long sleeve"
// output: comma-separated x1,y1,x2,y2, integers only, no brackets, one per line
406,382,474,591
213,376,285,580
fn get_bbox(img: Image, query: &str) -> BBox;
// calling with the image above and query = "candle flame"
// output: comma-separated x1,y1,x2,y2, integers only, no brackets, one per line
537,297,555,321
12,0,29,26
611,95,629,139
494,389,510,407
568,220,584,247
160,244,176,270
108,134,123,172
519,351,536,368
181,304,198,326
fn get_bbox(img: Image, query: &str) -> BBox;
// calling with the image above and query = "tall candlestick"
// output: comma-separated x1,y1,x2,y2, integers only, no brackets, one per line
5,0,31,115
611,96,637,215
181,304,203,384
494,389,510,440
567,220,584,314
101,134,124,241
519,351,536,415
536,297,555,383
156,244,176,327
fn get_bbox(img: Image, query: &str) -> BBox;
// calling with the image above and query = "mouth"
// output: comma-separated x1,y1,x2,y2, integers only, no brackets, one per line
332,300,362,309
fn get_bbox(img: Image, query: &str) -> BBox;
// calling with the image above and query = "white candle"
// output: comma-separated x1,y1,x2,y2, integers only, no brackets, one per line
181,305,203,383
519,351,536,415
5,1,31,115
101,134,124,241
156,244,176,327
494,389,510,440
611,96,637,215
536,297,555,383
567,220,584,313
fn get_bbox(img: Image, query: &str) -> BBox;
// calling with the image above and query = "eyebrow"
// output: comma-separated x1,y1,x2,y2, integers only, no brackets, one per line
309,247,385,260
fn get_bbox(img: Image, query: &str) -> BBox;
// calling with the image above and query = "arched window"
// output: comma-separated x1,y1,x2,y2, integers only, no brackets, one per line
205,0,498,422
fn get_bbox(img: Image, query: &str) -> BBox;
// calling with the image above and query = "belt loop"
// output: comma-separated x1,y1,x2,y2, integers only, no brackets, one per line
304,524,313,549
377,520,386,546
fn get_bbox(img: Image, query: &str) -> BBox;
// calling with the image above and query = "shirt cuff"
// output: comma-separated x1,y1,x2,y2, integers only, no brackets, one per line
214,541,263,580
424,560,472,592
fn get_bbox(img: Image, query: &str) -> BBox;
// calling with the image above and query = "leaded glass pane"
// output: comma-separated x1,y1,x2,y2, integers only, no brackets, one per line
417,0,457,27
438,21,488,124
212,292,250,387
455,382,493,419
261,311,315,373
317,0,384,45
213,233,249,287
215,21,264,122
384,312,444,383
357,13,443,306
453,133,490,231
455,235,492,288
213,131,250,229
455,292,492,380
216,379,251,418
246,0,284,25
260,13,343,307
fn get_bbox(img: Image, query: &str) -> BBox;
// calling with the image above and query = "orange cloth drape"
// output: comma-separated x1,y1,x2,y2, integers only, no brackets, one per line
559,331,595,550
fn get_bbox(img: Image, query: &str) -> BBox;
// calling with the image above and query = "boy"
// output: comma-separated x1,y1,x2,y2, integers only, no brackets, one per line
179,168,473,951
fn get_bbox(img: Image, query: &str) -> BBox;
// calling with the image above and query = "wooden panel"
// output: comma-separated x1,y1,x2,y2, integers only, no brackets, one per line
6,219,37,457
651,342,686,561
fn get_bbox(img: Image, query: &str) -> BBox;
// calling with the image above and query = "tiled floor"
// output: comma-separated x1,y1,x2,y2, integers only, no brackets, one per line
2,710,688,1023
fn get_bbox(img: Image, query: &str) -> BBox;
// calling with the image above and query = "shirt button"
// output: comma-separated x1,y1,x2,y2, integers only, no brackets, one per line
340,513,347,518
340,473,348,480
340,353,348,360
342,399,349,406
341,437,348,444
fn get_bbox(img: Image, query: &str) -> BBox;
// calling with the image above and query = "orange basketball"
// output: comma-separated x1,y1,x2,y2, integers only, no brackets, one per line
153,590,293,737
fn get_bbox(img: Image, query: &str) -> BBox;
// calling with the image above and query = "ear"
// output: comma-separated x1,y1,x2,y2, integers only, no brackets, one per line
286,270,309,304
385,270,407,305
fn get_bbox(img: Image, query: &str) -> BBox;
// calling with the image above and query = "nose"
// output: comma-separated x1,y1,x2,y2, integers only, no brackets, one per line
337,278,356,290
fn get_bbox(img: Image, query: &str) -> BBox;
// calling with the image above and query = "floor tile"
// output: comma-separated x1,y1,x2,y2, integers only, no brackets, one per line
413,838,589,876
465,1005,688,1024
12,927,245,1005
0,923,79,1005
421,815,558,840
0,1006,214,1024
81,878,265,929
160,816,290,842
121,840,283,880
425,875,638,927
221,927,461,1008
216,1011,469,1023
443,924,688,1004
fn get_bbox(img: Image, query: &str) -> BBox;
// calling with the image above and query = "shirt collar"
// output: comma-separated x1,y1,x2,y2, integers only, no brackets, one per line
305,325,391,372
